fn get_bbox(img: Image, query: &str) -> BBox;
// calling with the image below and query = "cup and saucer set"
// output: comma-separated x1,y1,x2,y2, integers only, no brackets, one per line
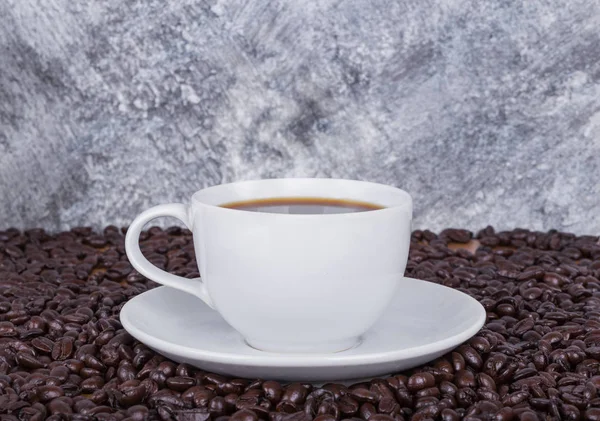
120,179,485,382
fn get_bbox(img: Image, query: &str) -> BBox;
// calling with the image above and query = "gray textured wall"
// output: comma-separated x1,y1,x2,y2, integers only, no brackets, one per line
1,0,599,234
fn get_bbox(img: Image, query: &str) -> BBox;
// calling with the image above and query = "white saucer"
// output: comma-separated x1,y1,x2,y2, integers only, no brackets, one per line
120,277,485,381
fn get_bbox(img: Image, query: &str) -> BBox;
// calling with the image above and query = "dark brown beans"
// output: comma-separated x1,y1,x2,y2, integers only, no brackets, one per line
127,405,150,421
452,352,466,372
585,408,600,421
3,227,600,419
231,409,259,421
166,376,196,392
37,385,64,402
192,387,215,408
370,415,395,421
281,383,308,405
455,370,476,388
51,337,74,360
338,395,359,416
16,352,45,369
147,388,184,408
47,397,73,415
80,375,104,393
349,387,378,403
407,373,436,391
31,337,54,354
314,415,336,421
119,384,148,407
360,402,377,420
263,380,283,403
441,408,460,421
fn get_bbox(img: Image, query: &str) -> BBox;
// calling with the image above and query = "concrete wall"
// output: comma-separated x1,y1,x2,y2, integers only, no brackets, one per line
1,0,599,234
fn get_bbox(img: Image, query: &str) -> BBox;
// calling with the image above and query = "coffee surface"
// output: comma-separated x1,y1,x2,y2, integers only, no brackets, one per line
220,197,383,214
0,225,599,420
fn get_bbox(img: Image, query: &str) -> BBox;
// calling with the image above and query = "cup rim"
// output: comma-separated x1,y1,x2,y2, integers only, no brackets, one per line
191,178,412,216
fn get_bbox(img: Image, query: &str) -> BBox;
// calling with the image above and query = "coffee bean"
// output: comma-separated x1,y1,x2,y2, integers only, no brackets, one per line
441,408,460,421
314,415,336,421
165,376,196,392
16,352,45,369
0,321,17,337
4,227,600,419
51,337,74,361
360,402,377,420
237,389,262,409
37,385,64,402
31,337,55,354
89,389,108,405
47,397,73,415
408,373,436,391
231,409,259,421
455,370,476,388
452,352,466,372
127,404,150,421
338,395,359,416
370,415,395,421
119,384,148,407
148,388,184,408
80,375,104,393
262,380,283,404
456,387,477,407
350,387,378,403
189,387,215,408
64,359,84,374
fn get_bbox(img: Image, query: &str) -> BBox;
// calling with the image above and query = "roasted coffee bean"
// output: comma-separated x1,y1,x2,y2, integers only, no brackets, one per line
440,380,458,396
193,387,215,408
4,227,600,419
51,337,74,360
321,383,346,401
349,387,378,403
49,366,69,383
313,415,336,421
263,380,283,403
585,408,600,421
415,386,440,398
31,337,54,354
0,321,18,337
452,352,466,372
338,395,359,416
16,352,45,369
231,409,259,421
455,370,476,388
407,373,436,391
47,397,73,415
441,408,460,421
140,378,159,397
166,376,196,392
147,389,184,408
80,375,104,393
119,384,148,407
370,415,395,421
117,362,136,382
36,385,64,402
127,404,150,421
360,402,377,420
89,389,108,405
456,388,477,407
237,389,262,409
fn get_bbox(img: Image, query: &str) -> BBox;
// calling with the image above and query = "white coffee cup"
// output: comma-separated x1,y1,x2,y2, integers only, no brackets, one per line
125,178,412,353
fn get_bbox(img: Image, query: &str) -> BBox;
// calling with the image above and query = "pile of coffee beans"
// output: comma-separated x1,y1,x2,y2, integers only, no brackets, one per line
1,226,600,421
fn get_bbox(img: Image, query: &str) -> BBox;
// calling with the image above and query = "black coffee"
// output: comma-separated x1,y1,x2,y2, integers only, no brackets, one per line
220,197,384,214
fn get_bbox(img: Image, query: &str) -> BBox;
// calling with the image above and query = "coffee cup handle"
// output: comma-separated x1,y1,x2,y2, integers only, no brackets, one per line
125,203,215,309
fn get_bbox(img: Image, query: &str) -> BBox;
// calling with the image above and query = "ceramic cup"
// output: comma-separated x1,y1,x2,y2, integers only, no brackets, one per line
125,178,413,353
